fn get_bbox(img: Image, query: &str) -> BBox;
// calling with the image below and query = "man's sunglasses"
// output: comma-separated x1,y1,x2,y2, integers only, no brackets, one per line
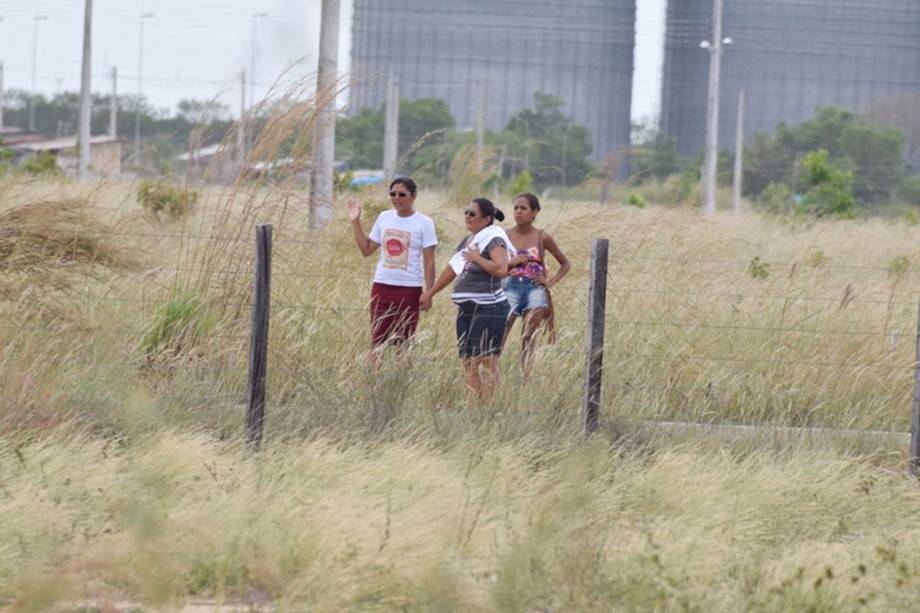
389,190,409,197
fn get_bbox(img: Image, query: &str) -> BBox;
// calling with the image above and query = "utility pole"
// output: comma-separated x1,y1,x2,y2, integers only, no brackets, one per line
109,66,117,138
701,0,725,215
732,90,745,216
476,80,486,158
494,143,506,201
309,0,340,228
30,15,49,132
561,127,568,187
78,0,93,179
238,70,246,170
250,12,267,112
135,12,154,165
383,67,400,182
247,13,267,155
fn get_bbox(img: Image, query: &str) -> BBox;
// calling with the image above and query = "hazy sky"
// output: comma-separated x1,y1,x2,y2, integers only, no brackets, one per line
0,0,665,121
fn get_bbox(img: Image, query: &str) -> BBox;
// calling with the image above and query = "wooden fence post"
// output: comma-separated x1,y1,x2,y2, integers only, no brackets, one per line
246,224,272,450
582,238,609,435
910,297,920,476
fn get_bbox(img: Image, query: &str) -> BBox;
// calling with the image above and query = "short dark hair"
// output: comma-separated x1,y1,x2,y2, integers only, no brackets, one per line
471,197,505,225
514,192,541,212
389,176,417,195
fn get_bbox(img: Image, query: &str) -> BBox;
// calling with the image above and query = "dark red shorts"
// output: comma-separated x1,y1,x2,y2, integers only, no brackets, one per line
370,283,423,347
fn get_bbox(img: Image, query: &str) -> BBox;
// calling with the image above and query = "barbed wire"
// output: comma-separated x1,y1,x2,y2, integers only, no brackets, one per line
607,348,917,371
608,253,920,274
606,284,920,307
603,317,915,339
19,294,914,344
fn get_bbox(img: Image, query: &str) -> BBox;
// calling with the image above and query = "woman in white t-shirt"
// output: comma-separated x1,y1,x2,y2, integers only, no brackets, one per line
348,177,437,364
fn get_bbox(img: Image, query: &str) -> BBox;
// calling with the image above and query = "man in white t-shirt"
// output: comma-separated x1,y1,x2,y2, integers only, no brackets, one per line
348,177,437,362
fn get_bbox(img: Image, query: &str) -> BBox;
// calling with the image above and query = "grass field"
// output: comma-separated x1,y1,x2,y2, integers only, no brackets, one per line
3,173,920,610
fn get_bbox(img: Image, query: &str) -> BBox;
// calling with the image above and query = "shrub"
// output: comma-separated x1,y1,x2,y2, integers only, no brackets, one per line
0,141,14,174
141,291,215,360
508,170,533,197
627,191,647,208
137,180,198,222
798,149,856,218
888,255,910,277
333,169,357,193
22,152,60,176
666,169,700,207
748,256,770,280
805,250,830,268
757,182,794,215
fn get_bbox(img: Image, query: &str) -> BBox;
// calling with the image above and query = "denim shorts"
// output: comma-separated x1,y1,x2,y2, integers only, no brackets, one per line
455,300,511,359
503,276,548,317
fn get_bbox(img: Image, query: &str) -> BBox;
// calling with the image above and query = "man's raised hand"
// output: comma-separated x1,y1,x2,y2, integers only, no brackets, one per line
347,198,361,222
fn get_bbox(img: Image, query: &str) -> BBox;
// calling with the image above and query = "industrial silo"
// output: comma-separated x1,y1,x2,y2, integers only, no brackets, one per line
659,0,920,156
349,0,636,162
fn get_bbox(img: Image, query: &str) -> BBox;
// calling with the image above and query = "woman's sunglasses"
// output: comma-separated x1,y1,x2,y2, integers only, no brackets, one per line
463,209,479,218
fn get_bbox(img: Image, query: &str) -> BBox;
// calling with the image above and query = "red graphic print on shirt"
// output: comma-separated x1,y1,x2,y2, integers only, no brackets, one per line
382,228,411,270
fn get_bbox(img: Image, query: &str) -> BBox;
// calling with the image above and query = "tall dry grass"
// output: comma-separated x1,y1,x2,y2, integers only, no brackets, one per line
1,174,920,437
3,84,920,607
3,429,920,610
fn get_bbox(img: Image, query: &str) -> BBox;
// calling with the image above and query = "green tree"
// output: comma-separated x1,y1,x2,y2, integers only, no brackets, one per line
397,98,455,177
336,107,383,168
2,89,233,173
744,107,904,203
628,118,684,183
398,98,454,153
798,149,856,217
336,98,455,173
176,99,229,123
501,93,592,187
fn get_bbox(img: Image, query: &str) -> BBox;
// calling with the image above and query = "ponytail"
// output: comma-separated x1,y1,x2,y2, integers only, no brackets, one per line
471,197,504,225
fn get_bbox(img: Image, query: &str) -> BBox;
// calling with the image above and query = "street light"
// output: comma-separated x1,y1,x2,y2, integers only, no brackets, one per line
699,37,732,49
29,14,49,132
135,11,154,163
250,12,268,110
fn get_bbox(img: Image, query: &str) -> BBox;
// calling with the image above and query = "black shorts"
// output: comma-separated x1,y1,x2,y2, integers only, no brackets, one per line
455,300,511,359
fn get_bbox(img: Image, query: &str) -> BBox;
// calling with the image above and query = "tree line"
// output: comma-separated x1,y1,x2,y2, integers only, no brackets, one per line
336,92,593,189
6,85,920,215
631,102,920,215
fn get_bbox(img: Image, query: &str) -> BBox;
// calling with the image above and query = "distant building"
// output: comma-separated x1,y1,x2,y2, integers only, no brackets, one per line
349,0,636,161
174,143,230,181
660,0,920,155
7,135,122,176
0,127,47,147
